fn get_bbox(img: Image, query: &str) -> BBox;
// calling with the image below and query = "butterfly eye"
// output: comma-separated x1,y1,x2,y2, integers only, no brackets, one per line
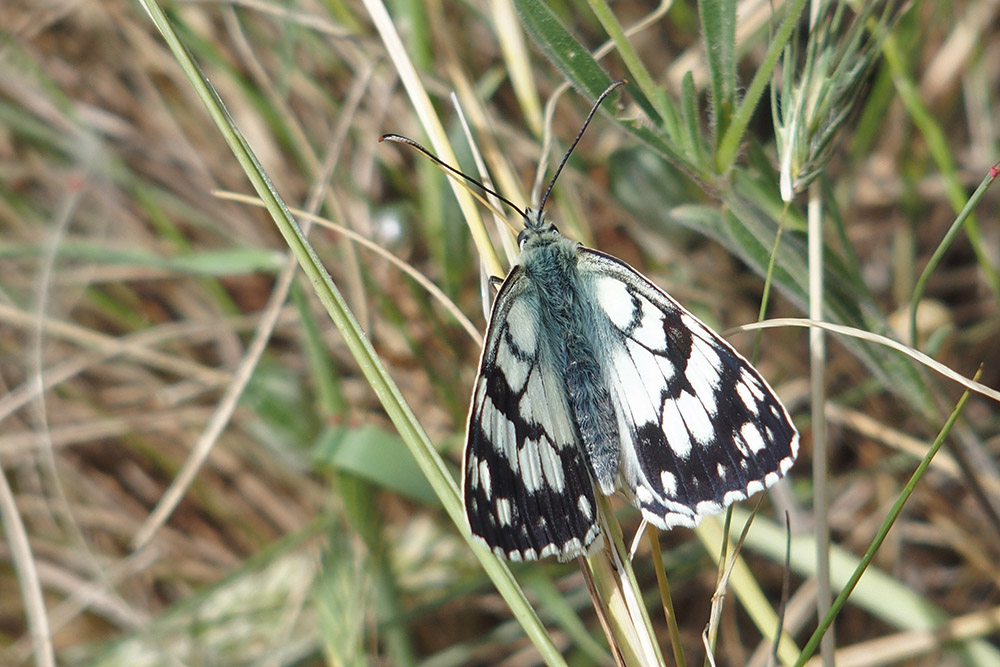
517,229,528,248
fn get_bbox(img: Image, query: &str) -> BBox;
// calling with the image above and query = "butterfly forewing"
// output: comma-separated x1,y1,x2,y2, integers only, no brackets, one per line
579,249,799,529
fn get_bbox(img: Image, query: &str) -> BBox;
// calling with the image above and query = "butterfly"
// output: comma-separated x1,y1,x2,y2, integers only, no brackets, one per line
462,206,798,561
384,81,798,562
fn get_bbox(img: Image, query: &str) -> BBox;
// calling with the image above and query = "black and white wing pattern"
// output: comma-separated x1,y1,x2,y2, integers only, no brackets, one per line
578,248,799,531
462,266,601,561
461,213,798,562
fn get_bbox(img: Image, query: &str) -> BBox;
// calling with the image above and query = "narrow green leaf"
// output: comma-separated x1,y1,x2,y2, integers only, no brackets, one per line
698,0,737,146
313,424,438,505
680,71,707,166
733,507,1000,665
0,242,284,275
908,165,1000,346
514,0,611,100
585,0,672,129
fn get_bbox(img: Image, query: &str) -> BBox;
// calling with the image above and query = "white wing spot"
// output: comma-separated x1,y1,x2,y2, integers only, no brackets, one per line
505,299,537,354
537,436,566,492
722,489,745,506
659,470,677,496
716,462,727,480
656,354,676,385
686,337,722,415
635,485,654,503
691,335,723,373
694,499,722,517
661,398,693,458
595,276,635,330
561,537,583,560
740,420,767,454
506,416,517,454
746,479,765,496
496,497,513,526
631,295,669,349
627,339,674,403
480,396,493,442
521,368,575,447
578,495,593,520
741,368,766,400
676,391,716,446
610,345,659,424
681,313,710,338
478,460,492,500
492,408,518,474
518,438,543,493
519,373,541,425
467,454,479,488
736,381,758,412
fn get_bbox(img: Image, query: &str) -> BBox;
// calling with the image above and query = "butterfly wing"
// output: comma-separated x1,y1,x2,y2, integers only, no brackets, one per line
578,248,799,529
462,266,600,561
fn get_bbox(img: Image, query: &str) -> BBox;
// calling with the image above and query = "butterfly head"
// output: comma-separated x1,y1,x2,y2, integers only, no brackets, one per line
517,208,562,251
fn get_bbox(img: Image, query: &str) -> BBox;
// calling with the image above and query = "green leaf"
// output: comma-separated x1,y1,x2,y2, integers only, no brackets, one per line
313,424,438,506
680,71,707,166
698,0,737,145
0,241,284,275
513,0,611,100
584,0,670,129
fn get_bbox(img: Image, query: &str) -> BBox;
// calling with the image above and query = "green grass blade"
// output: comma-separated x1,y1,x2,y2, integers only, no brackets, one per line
514,0,612,101
733,507,1000,665
585,0,675,131
908,163,1000,346
697,0,737,148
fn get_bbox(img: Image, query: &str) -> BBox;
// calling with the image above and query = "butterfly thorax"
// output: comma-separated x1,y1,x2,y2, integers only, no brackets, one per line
515,212,621,495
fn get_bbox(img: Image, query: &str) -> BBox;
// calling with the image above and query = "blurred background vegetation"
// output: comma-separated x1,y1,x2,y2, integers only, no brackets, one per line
1,0,998,665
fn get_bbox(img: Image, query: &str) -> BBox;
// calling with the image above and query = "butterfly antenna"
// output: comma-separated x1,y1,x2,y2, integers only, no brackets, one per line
538,79,627,214
379,134,527,219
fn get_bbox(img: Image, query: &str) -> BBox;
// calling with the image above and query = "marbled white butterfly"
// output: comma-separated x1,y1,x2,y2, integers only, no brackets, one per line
383,81,798,562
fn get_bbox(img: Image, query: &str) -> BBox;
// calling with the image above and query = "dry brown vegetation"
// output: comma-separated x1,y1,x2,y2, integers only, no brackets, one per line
1,1,999,665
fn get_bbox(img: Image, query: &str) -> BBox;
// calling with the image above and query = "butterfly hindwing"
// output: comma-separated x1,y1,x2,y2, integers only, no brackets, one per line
579,248,799,529
462,267,600,561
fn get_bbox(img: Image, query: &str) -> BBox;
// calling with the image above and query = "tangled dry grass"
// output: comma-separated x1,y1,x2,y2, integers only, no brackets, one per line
1,1,999,665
